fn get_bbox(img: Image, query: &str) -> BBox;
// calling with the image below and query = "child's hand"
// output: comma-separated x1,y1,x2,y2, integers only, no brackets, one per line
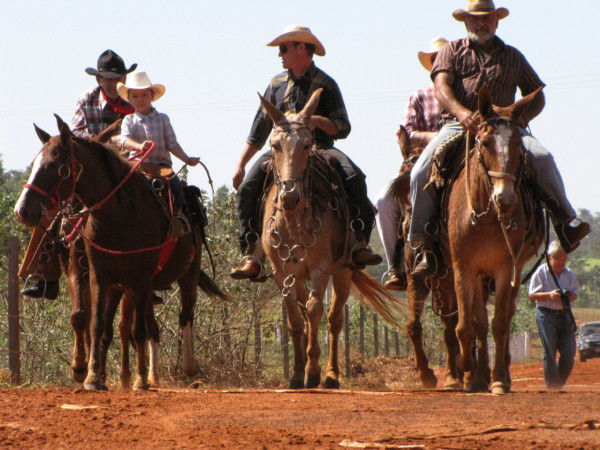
141,140,154,152
186,157,200,166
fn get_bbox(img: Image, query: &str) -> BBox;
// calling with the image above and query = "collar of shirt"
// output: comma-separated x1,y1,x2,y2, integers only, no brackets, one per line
288,61,317,82
133,107,157,120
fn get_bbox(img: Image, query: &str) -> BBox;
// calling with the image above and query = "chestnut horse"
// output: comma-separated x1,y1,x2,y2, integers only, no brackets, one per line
445,85,544,394
15,115,226,390
388,126,466,390
259,89,403,389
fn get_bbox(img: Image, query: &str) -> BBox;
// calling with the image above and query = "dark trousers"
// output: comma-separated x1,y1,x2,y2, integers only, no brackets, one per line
236,148,375,253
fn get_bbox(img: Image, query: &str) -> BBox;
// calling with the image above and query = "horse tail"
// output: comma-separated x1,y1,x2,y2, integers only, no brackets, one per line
350,270,405,329
197,269,229,300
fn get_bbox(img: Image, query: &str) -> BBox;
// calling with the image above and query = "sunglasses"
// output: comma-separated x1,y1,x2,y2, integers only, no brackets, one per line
279,42,300,54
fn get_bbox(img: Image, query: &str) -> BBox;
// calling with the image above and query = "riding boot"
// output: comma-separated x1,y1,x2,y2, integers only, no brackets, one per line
546,202,591,254
21,243,62,300
384,238,407,291
21,280,60,300
230,242,266,281
412,235,444,277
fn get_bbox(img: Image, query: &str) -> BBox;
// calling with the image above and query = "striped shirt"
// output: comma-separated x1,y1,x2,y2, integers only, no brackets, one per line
401,85,442,138
247,62,351,150
529,263,579,311
120,108,179,166
431,36,545,118
70,86,132,138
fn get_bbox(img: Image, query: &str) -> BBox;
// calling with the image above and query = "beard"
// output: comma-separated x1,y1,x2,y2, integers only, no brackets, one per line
468,28,495,46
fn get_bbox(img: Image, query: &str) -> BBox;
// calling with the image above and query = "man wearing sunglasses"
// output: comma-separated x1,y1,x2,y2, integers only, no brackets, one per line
231,25,382,280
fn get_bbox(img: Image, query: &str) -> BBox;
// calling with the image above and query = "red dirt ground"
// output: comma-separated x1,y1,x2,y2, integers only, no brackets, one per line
1,357,599,449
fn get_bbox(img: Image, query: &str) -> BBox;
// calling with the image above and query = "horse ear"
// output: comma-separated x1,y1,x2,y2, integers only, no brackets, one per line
298,88,323,122
94,119,122,143
509,86,544,123
33,124,51,143
55,114,73,147
397,125,411,160
477,84,493,118
258,92,286,125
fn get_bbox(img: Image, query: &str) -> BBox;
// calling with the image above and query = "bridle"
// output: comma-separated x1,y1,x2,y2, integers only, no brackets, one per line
466,116,527,286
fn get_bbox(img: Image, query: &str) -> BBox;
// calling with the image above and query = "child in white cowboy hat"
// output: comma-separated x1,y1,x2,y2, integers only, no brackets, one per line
117,72,200,235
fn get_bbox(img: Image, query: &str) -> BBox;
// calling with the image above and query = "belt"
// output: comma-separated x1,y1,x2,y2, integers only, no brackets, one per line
538,307,565,315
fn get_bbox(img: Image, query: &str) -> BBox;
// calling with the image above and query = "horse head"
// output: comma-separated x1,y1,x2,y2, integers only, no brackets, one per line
259,88,322,212
14,115,78,226
474,85,543,218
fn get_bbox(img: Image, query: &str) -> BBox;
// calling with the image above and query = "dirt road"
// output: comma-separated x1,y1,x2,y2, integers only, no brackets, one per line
1,357,599,449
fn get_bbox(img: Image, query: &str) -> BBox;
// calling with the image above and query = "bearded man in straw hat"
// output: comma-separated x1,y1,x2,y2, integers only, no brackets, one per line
230,25,382,280
408,0,590,276
375,37,448,291
20,49,137,300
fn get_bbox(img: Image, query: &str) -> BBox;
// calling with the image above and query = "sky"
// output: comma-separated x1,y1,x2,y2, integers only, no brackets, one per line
2,0,600,214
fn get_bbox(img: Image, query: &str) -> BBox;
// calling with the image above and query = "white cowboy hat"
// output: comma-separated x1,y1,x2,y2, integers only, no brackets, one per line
266,25,326,57
417,37,449,71
117,72,165,102
453,0,509,22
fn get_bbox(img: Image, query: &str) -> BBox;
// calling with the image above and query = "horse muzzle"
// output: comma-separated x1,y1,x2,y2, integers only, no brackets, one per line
493,184,518,217
14,193,42,226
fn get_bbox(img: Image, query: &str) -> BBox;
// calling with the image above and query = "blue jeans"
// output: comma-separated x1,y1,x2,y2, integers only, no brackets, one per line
535,308,576,390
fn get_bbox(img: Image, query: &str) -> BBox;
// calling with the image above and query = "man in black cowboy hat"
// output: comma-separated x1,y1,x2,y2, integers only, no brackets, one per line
20,49,137,299
408,0,590,276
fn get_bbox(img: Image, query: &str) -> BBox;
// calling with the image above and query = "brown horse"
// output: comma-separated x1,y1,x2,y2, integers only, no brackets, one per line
15,115,226,390
445,85,544,394
388,126,466,390
258,89,403,389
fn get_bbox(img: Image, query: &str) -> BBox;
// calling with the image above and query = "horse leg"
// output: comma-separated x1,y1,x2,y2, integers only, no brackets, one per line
323,270,352,389
146,302,160,388
453,271,475,374
440,286,462,390
118,291,133,389
84,270,109,390
67,249,91,384
98,288,121,387
490,274,519,394
131,284,152,390
177,269,200,377
304,276,326,389
468,280,491,392
284,284,309,389
406,275,438,389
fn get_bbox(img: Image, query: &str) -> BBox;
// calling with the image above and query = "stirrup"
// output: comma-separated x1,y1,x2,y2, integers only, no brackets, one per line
171,215,191,237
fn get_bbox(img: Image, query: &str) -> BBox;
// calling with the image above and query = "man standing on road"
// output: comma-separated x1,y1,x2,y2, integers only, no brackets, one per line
529,240,579,391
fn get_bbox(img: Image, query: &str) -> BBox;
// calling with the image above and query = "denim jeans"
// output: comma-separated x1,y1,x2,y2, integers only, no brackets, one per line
535,308,576,390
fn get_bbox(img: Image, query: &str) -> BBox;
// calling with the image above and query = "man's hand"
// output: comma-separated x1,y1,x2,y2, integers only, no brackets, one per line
186,157,200,166
232,166,245,190
457,110,480,134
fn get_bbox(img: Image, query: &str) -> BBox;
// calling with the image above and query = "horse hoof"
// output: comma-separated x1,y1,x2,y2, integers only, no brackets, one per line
420,371,438,389
72,368,87,384
289,379,304,389
323,377,340,389
133,383,150,391
304,374,321,389
83,382,108,391
442,380,462,391
491,381,509,394
469,379,490,393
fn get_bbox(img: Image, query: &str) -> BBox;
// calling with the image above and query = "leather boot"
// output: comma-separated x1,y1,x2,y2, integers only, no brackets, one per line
384,271,407,291
412,237,443,277
21,280,59,300
554,221,590,254
230,257,266,281
351,245,383,268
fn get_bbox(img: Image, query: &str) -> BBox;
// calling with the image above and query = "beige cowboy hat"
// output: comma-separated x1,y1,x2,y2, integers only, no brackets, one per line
453,0,509,22
266,25,326,57
117,72,166,102
418,37,449,71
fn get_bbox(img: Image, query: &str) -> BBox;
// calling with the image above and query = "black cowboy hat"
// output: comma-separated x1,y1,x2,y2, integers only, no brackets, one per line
85,49,137,79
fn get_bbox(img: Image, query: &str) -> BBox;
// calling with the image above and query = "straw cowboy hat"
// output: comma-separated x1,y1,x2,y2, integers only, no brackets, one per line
266,25,326,57
116,72,166,102
85,49,137,79
418,37,449,71
453,0,509,22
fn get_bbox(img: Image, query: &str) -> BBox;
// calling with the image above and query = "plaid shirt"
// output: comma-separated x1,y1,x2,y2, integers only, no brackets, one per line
70,86,132,138
401,85,442,138
247,62,351,150
120,108,178,166
432,36,545,118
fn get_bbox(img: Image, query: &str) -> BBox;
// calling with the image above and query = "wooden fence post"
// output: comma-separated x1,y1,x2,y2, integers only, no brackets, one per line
373,313,379,358
8,236,21,385
359,305,365,356
384,326,389,356
254,309,262,378
344,303,350,378
281,300,289,381
394,330,400,356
